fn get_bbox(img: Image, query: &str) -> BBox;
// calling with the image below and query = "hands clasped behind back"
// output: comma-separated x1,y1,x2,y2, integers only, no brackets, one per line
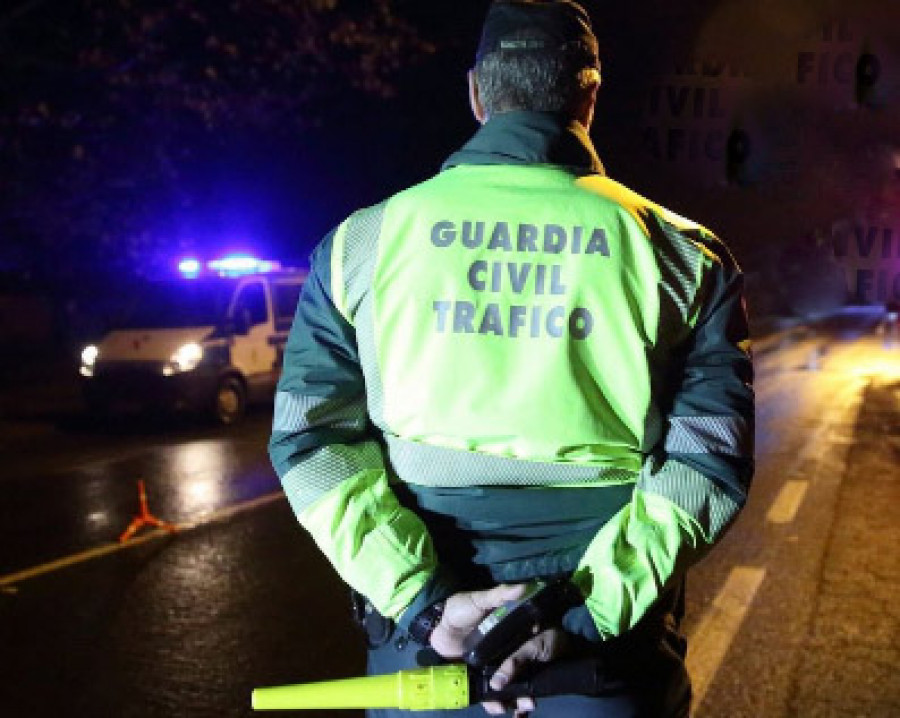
429,584,570,716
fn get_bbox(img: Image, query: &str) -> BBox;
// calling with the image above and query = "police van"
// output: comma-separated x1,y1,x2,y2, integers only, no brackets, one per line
79,256,306,425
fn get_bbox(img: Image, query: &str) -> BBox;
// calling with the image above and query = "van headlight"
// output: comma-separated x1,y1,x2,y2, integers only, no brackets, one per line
163,342,204,375
80,345,99,377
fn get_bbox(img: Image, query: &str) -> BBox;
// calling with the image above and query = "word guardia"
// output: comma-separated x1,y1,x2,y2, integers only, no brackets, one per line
429,219,609,339
430,220,610,255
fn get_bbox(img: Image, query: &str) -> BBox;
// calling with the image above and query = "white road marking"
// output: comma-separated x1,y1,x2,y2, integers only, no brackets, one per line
0,490,285,588
766,480,809,524
686,566,766,708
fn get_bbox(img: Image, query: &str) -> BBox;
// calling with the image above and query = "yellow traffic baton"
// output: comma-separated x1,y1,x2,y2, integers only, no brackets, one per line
252,659,610,711
252,664,469,711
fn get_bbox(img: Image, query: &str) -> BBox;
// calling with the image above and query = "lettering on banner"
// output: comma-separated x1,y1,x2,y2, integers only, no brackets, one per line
796,19,855,86
831,223,900,303
640,57,751,182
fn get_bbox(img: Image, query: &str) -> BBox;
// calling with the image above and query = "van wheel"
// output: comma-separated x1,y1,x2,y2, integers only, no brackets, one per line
214,376,246,425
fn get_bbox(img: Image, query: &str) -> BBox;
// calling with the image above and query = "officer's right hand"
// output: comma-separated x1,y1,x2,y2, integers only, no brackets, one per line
429,584,568,717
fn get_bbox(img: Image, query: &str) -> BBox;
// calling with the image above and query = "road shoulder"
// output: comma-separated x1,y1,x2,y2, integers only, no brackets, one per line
788,376,900,717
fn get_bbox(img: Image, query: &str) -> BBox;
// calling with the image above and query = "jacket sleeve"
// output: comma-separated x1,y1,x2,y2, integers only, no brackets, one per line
573,235,754,638
269,227,454,623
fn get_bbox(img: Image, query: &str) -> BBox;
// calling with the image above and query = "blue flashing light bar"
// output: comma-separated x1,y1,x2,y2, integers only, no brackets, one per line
208,254,281,276
177,254,283,278
178,258,202,277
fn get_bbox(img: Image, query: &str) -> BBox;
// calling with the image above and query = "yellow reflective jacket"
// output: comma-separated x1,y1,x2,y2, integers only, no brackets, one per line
270,111,754,639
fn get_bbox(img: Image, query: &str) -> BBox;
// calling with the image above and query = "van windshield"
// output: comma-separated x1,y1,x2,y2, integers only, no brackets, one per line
114,279,238,329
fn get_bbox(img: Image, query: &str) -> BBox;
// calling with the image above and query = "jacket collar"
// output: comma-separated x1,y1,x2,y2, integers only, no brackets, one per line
442,110,605,176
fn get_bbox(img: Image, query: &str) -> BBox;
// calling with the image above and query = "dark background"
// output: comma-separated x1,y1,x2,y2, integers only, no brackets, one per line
1,6,899,716
1,0,899,354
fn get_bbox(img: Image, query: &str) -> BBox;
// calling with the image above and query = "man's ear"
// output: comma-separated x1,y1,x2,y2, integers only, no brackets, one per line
468,69,487,125
574,79,600,130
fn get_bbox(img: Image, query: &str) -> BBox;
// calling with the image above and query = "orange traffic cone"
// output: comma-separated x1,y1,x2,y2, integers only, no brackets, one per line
118,479,178,543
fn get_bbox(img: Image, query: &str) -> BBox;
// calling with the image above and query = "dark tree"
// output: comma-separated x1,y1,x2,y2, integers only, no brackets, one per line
0,0,433,280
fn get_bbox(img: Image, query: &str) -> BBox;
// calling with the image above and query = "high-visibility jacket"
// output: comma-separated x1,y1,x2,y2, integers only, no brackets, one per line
269,111,754,640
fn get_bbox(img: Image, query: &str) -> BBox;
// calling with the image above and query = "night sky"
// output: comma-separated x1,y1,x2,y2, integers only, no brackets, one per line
1,0,899,311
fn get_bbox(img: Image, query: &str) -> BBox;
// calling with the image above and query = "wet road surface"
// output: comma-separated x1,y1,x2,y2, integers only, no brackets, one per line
1,309,898,717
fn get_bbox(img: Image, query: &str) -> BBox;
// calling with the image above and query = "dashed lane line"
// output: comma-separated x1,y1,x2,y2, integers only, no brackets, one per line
686,566,767,709
0,490,285,588
763,378,863,527
686,336,871,710
766,480,809,524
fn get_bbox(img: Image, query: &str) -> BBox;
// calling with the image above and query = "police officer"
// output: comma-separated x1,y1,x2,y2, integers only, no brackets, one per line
270,1,754,716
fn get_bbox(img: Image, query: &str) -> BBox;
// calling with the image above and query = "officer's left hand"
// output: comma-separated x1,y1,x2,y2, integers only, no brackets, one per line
482,626,569,717
429,584,529,658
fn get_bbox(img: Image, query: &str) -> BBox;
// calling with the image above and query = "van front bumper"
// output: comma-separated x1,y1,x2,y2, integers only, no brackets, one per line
82,361,221,413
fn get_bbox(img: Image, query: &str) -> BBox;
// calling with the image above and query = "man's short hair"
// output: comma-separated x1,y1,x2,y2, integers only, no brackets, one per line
474,40,601,117
473,1,601,117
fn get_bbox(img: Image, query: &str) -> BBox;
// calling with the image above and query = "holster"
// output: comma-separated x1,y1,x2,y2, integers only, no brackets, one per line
349,590,395,649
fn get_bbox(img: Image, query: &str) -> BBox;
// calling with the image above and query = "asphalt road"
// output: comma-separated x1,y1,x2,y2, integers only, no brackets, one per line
685,310,899,718
1,308,898,717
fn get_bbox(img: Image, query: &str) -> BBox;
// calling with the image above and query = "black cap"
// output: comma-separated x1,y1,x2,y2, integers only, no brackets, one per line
475,0,599,67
